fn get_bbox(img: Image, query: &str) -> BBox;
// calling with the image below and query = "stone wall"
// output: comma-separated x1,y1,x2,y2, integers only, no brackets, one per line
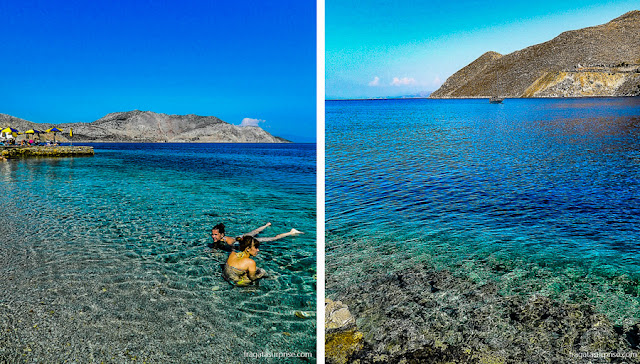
1,146,94,159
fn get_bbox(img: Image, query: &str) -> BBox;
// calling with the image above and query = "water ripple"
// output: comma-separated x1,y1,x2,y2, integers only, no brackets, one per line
0,143,316,362
327,98,640,323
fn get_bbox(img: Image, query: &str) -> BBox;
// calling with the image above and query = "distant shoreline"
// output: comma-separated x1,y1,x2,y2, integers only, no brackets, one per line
325,96,431,101
326,95,640,101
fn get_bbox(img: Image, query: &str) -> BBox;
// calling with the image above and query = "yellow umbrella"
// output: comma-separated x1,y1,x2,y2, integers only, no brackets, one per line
1,128,18,144
24,130,42,144
46,127,63,143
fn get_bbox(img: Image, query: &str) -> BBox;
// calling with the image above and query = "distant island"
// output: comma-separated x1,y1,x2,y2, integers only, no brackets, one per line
327,92,432,101
0,110,289,143
431,10,640,99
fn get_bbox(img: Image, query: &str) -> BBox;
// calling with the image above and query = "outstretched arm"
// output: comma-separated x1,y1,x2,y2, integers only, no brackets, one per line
242,222,272,237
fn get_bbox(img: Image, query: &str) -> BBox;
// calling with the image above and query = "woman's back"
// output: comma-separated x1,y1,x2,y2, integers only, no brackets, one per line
222,236,267,286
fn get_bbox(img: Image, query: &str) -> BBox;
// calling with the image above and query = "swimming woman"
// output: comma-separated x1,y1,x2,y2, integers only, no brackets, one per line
222,236,267,286
209,222,302,251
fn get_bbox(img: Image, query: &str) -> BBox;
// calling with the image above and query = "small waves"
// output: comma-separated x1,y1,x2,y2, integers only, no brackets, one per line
327,98,640,323
0,143,316,362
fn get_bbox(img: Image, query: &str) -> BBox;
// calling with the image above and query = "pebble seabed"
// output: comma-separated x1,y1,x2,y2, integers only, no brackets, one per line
0,245,315,364
326,260,640,364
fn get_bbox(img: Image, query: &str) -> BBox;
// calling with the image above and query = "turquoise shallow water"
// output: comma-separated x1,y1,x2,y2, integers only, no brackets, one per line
326,98,640,325
0,143,316,362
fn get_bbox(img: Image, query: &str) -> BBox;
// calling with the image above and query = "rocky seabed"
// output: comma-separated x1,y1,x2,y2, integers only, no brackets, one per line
326,267,640,364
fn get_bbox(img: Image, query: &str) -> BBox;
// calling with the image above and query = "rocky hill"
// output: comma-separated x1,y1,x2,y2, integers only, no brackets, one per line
430,10,640,98
0,111,289,143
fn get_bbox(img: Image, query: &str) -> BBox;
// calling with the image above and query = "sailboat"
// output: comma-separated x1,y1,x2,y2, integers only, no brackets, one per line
490,72,504,103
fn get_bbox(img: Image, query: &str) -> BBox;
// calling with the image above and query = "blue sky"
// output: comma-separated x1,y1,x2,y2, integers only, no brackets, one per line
326,0,639,99
0,0,316,142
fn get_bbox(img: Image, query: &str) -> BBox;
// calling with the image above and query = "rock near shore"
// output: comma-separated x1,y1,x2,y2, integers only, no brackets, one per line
431,10,640,99
325,299,364,364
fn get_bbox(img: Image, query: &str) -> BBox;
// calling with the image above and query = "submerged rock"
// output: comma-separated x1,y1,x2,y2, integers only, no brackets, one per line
326,298,356,333
328,266,640,363
295,310,313,319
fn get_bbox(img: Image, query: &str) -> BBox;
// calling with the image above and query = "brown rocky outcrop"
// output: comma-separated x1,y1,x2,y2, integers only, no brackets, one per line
430,10,640,98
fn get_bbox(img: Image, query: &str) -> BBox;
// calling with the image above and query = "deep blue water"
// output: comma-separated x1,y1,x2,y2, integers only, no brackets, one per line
326,97,640,324
0,143,316,362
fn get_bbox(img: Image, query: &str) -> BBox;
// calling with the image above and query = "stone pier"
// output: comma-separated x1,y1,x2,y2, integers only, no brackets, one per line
1,146,94,159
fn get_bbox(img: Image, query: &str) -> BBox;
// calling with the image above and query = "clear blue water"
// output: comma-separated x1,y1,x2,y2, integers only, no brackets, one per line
326,97,640,325
0,143,316,362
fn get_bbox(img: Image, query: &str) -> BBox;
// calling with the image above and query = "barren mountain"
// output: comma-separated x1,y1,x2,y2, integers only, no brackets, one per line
0,111,289,143
430,10,640,98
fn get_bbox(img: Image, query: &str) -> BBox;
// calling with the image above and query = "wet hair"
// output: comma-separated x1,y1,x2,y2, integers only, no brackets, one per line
238,236,260,252
212,223,225,235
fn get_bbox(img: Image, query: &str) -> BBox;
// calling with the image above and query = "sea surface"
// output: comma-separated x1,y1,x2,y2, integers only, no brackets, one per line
326,97,640,325
0,143,316,363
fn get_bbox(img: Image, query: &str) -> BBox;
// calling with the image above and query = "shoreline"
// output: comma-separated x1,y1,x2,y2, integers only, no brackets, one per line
325,95,640,101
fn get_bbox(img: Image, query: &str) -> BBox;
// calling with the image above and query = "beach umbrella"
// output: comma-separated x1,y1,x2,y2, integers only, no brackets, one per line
24,129,43,143
1,127,19,141
46,127,63,143
34,129,44,142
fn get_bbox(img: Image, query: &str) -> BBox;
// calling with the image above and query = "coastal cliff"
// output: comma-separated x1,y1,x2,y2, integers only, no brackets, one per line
0,111,289,143
430,10,640,98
